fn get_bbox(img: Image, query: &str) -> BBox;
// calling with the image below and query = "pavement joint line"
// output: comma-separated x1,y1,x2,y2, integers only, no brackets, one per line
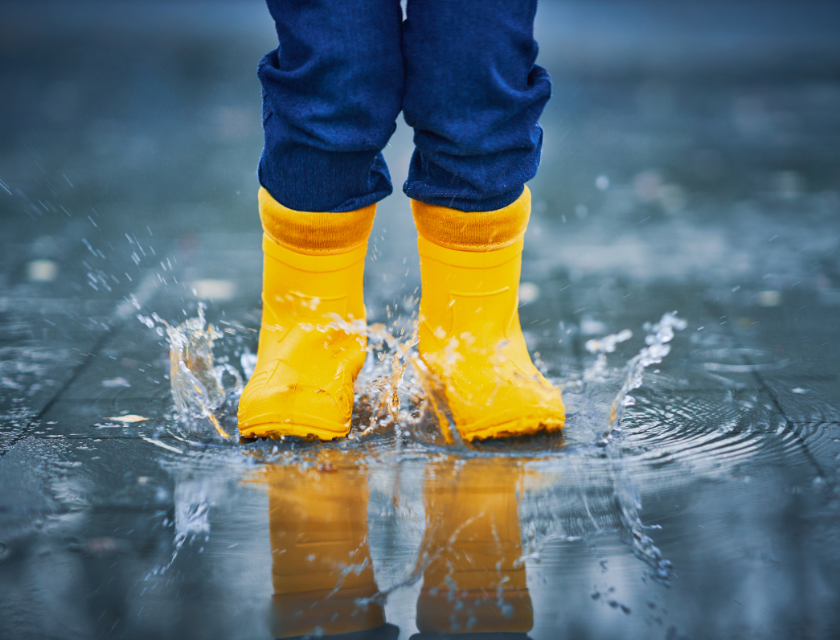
35,435,184,441
1,270,161,457
1,330,116,457
702,298,829,480
46,398,171,403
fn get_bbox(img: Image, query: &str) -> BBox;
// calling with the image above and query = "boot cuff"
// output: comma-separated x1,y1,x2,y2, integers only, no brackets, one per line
259,187,376,256
411,187,531,252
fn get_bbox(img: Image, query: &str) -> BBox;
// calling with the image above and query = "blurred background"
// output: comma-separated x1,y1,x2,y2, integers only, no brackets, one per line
2,0,839,292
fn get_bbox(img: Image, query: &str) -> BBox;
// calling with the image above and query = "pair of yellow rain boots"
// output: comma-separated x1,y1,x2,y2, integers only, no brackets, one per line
237,186,565,442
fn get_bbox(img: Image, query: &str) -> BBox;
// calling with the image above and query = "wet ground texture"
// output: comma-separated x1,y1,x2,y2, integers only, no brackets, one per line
2,1,840,639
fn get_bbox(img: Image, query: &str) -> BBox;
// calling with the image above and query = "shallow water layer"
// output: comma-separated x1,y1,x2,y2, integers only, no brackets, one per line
5,307,834,640
3,287,840,640
2,274,840,640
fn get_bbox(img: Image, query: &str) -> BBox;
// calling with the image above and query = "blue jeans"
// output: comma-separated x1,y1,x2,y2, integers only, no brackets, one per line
258,0,550,213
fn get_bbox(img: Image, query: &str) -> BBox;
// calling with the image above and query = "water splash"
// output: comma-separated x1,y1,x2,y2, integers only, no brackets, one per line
328,313,462,447
588,312,687,582
152,304,685,587
587,311,688,445
141,304,242,439
132,295,831,629
154,304,683,453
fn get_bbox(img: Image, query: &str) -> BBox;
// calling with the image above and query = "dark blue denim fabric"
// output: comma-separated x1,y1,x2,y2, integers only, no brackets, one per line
259,0,550,213
258,0,404,213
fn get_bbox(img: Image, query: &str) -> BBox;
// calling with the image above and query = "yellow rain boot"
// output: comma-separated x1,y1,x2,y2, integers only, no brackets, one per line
238,188,375,440
412,187,565,442
416,457,533,634
265,452,385,637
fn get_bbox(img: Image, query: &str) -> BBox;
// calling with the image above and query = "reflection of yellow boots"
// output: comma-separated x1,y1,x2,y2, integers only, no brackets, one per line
412,187,565,441
416,458,533,634
266,452,386,637
238,188,376,440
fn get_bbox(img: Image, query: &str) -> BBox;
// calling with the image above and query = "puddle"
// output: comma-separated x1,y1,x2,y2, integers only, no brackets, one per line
103,304,834,635
3,200,836,637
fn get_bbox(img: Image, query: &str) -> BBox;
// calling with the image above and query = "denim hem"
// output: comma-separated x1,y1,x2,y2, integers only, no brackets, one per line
258,148,393,213
402,184,525,213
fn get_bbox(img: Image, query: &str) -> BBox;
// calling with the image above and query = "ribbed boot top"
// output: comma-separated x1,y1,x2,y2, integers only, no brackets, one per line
411,187,531,252
259,187,377,256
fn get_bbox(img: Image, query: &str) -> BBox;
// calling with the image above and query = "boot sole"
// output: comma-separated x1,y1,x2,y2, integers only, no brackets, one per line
239,422,349,442
461,417,565,442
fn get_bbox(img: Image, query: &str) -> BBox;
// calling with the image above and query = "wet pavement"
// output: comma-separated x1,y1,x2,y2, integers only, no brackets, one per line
2,1,840,638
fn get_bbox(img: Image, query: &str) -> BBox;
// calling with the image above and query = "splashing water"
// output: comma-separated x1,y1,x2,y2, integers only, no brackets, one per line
608,311,688,435
141,304,242,439
585,312,687,582
149,303,687,590
327,313,462,447
152,304,684,453
123,240,832,633
510,313,687,585
588,311,688,445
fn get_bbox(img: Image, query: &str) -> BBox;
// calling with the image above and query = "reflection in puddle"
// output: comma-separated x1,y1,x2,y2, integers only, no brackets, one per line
264,452,387,637
415,458,531,635
260,451,535,637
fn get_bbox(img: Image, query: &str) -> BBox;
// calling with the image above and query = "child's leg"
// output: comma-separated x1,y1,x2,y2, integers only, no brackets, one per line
402,0,550,212
239,0,403,440
259,0,404,213
402,0,565,441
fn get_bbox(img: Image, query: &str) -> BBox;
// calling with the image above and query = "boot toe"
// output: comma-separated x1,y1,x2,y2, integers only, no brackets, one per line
238,365,353,440
428,355,565,441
